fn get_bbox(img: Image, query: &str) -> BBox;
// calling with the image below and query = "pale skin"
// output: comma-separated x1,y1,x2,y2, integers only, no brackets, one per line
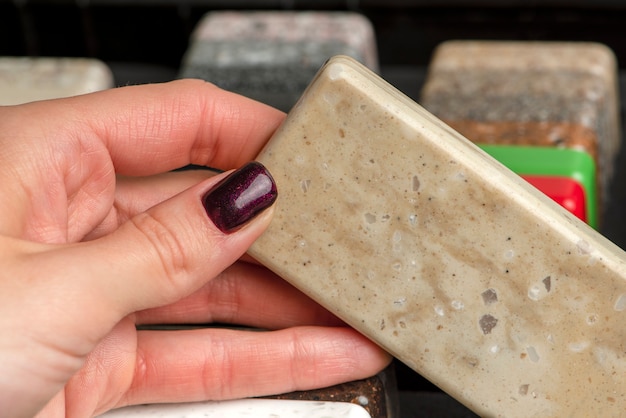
0,79,391,418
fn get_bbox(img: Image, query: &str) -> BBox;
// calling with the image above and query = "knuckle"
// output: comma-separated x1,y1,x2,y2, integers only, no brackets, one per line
287,329,321,388
201,338,235,399
129,212,191,288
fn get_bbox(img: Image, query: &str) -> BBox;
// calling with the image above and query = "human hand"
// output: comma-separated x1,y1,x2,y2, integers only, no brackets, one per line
0,80,391,418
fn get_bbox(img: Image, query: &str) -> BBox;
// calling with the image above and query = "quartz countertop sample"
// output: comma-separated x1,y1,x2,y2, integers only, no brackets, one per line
248,55,626,417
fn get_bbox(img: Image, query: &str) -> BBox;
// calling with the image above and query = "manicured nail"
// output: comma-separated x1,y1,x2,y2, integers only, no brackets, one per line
202,161,277,233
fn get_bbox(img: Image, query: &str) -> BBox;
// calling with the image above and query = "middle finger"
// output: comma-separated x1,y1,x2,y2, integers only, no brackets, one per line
135,261,343,330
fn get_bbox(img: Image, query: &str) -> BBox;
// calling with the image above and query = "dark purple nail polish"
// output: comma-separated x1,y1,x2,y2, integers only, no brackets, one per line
202,161,277,233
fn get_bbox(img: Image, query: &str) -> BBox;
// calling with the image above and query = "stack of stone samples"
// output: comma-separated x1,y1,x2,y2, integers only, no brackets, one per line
419,41,621,229
249,55,626,417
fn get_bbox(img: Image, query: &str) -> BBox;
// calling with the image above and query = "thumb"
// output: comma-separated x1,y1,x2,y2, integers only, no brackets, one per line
1,162,277,417
97,161,277,316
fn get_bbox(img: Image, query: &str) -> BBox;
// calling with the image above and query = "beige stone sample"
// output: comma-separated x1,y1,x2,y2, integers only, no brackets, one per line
0,57,113,105
249,56,626,417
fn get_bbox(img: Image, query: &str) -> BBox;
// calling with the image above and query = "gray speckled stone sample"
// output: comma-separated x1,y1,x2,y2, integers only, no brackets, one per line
249,55,626,417
419,41,621,210
0,57,113,105
179,11,378,111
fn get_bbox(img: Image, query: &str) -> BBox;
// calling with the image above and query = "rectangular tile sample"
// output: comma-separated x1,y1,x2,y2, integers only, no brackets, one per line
0,57,113,105
179,11,378,111
98,399,371,418
249,55,626,417
520,175,587,224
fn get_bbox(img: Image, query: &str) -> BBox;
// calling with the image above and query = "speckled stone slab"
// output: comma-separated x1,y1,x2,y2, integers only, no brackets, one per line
179,11,378,111
419,41,621,214
248,55,626,417
0,57,113,105
98,398,371,417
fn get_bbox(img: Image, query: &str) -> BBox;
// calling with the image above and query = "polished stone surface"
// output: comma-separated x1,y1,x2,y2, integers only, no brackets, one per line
249,55,626,417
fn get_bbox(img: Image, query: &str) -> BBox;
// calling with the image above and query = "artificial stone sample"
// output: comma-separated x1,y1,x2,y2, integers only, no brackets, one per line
249,55,626,417
179,11,378,111
0,57,113,105
419,41,621,214
98,398,372,417
266,364,398,418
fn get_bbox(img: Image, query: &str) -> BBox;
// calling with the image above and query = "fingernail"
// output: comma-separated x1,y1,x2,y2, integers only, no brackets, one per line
202,161,277,233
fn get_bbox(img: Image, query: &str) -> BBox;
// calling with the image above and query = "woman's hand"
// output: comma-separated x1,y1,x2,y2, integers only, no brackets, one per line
0,80,390,418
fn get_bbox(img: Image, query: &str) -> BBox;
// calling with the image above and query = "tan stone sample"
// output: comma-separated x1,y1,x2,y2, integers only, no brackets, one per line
249,55,626,417
419,41,621,211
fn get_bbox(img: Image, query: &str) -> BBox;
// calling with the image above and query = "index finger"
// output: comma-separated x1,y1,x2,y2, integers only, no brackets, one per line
49,79,284,175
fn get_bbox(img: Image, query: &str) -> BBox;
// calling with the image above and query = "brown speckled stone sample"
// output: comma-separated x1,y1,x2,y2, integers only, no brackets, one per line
249,55,626,417
266,365,397,418
0,57,113,105
179,11,378,111
419,41,621,211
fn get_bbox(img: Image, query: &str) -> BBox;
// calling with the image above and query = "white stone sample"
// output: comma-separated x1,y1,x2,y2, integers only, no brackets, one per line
249,55,626,417
97,399,371,417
